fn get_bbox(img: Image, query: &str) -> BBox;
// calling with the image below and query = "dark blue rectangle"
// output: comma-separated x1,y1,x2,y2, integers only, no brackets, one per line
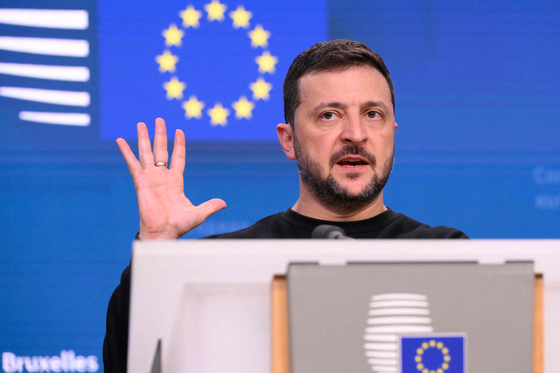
401,335,465,373
98,0,328,141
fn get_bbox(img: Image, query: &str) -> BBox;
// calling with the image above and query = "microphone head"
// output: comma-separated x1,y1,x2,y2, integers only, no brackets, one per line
312,224,347,239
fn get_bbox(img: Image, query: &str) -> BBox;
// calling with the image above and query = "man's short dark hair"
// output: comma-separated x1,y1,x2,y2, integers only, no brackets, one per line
283,39,395,129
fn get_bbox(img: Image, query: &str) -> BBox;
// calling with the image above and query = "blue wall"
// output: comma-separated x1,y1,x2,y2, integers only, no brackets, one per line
1,0,559,371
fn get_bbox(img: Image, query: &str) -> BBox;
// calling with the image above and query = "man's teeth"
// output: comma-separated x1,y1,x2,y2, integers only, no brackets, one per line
339,159,365,167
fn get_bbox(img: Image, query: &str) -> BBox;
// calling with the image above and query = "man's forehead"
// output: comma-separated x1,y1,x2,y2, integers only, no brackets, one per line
298,66,392,106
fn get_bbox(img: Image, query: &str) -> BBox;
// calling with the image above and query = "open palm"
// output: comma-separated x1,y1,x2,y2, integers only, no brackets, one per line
116,118,226,240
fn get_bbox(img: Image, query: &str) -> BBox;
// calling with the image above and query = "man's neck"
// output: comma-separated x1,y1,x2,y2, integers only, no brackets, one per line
292,188,387,222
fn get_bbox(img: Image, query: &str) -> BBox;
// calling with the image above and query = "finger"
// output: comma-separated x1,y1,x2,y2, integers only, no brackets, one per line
169,129,186,173
137,122,155,169
153,118,168,165
116,138,143,177
194,199,227,226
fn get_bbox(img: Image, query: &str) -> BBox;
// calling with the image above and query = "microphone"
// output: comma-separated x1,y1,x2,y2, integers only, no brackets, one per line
312,225,354,240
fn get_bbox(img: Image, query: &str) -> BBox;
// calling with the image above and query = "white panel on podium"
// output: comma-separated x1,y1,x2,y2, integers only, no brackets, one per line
127,239,560,373
167,284,270,373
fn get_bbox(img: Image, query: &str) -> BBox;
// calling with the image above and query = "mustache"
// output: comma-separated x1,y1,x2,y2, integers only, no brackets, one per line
329,145,377,168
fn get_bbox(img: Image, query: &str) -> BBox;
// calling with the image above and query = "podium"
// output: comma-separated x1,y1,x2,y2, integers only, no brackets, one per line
127,240,560,373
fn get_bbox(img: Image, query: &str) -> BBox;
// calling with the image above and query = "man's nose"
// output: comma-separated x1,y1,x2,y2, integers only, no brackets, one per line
340,114,367,145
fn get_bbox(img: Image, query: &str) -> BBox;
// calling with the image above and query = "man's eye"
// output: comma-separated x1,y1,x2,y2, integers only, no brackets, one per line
322,112,335,120
367,111,379,119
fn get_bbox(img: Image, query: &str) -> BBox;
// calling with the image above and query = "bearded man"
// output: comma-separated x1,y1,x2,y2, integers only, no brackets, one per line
103,39,467,373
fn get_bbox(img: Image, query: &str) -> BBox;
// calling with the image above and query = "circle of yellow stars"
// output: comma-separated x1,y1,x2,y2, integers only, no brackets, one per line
414,340,452,373
155,0,277,126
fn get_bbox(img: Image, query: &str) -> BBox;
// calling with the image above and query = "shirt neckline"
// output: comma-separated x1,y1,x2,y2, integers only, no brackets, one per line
279,207,401,234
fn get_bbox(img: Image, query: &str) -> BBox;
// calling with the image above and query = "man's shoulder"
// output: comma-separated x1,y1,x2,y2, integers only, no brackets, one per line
380,212,468,239
204,212,294,239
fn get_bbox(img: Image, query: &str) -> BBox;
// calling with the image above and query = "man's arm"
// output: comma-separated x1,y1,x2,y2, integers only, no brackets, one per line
103,266,131,373
104,118,227,373
115,118,226,239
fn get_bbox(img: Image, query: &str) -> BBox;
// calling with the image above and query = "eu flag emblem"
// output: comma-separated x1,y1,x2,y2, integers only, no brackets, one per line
400,335,465,373
97,0,327,142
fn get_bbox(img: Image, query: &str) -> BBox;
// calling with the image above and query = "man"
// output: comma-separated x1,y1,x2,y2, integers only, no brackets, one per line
104,39,467,372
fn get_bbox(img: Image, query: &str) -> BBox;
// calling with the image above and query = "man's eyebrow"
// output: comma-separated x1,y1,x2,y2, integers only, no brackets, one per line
312,101,390,113
362,100,389,111
312,102,347,112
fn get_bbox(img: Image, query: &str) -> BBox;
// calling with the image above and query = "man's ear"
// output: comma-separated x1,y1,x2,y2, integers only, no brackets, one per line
277,123,296,160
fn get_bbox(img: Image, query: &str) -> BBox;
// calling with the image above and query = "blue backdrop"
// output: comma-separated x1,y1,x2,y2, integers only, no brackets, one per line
1,0,559,371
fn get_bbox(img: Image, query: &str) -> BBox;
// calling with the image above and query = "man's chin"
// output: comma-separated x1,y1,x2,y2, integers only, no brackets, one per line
333,177,373,196
300,171,386,214
339,188,376,200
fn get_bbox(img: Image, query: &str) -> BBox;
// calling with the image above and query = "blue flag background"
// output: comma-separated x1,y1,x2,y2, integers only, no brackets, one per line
98,0,327,141
401,335,465,373
0,0,559,371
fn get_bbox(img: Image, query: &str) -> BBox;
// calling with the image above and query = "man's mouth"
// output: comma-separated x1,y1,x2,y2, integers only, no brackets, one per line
329,146,377,170
336,156,369,168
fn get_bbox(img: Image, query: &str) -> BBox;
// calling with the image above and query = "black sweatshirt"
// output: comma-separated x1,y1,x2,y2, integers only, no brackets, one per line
103,208,467,372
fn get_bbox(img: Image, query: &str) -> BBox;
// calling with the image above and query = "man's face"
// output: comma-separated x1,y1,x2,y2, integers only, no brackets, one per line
292,65,397,212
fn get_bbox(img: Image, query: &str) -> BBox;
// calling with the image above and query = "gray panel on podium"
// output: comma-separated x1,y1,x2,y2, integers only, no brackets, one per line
288,262,533,373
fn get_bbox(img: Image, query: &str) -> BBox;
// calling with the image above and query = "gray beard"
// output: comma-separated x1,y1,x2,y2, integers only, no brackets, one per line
294,138,394,215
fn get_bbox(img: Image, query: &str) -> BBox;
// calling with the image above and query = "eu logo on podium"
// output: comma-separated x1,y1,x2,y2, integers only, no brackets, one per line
400,335,465,373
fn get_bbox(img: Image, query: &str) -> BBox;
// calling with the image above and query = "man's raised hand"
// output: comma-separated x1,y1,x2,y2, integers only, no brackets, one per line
116,118,226,240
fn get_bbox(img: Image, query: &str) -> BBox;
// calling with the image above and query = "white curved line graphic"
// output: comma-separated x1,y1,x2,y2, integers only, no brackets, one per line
368,358,397,366
0,87,90,106
366,325,434,334
371,293,427,301
367,316,432,325
19,112,90,126
371,365,397,372
0,63,89,81
364,334,398,342
369,308,430,316
365,351,398,359
369,300,429,308
0,37,89,57
363,343,397,351
365,294,433,373
0,9,88,29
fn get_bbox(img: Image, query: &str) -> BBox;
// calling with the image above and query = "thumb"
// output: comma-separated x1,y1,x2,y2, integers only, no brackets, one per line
195,198,227,224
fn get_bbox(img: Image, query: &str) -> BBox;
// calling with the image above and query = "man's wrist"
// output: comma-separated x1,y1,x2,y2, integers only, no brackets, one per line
138,230,180,240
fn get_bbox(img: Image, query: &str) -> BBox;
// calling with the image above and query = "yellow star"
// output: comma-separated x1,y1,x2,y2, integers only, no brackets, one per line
232,96,255,119
229,5,252,29
248,25,270,48
179,5,203,28
207,102,230,126
250,77,272,100
255,51,278,74
162,24,184,47
156,50,179,73
204,0,227,22
182,95,205,119
163,76,186,100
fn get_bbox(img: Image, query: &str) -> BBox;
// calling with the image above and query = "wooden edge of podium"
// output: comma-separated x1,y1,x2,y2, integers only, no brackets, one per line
271,274,544,373
272,275,290,373
534,273,543,373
